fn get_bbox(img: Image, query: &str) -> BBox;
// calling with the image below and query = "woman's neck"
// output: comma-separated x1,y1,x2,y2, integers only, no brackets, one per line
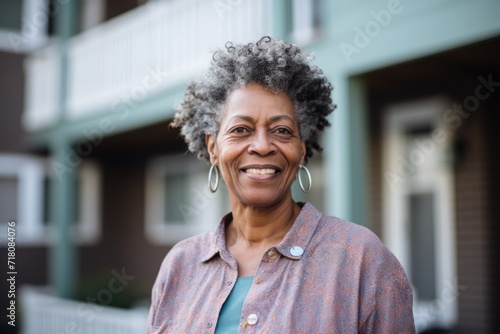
226,197,301,249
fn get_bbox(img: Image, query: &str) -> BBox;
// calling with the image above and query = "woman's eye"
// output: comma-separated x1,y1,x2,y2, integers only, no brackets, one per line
274,127,292,135
232,127,248,134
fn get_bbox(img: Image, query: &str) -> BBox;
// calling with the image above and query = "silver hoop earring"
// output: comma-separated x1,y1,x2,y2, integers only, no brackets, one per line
208,165,219,193
297,164,312,193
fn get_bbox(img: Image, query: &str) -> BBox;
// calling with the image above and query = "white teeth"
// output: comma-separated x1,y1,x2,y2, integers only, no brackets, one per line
245,168,276,175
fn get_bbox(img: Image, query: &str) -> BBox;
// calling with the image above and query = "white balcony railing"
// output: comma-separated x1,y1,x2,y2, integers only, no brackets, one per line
23,44,60,131
67,0,272,119
23,0,273,129
21,286,148,334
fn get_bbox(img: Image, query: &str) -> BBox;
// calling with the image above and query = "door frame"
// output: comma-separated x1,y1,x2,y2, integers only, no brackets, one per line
382,97,457,330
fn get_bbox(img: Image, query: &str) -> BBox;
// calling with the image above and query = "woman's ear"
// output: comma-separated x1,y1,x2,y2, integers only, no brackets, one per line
206,134,218,165
300,140,307,165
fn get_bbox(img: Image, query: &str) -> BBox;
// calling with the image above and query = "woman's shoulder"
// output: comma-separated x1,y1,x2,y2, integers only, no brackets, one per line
315,213,409,286
316,214,383,250
297,202,386,256
314,213,401,266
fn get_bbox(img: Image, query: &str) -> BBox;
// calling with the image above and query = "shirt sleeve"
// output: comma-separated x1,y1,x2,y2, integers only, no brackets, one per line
145,246,179,333
145,263,163,333
358,238,416,333
359,272,416,333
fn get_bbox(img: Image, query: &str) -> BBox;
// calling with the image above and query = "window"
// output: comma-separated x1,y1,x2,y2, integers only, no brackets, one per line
69,160,102,244
80,0,106,32
409,192,436,302
0,154,45,244
42,162,101,244
0,154,102,246
163,173,189,224
0,177,19,223
145,154,227,245
0,0,23,31
289,0,322,45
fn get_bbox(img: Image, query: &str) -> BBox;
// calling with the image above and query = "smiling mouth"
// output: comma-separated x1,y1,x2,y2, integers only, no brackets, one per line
244,168,277,175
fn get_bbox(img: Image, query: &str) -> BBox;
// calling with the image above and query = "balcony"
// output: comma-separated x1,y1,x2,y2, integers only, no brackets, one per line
23,0,273,131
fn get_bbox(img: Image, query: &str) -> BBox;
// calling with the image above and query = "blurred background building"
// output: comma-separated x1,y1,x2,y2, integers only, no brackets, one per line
0,0,499,333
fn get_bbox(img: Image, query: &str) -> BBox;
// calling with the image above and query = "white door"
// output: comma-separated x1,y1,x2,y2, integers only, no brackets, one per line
382,97,457,332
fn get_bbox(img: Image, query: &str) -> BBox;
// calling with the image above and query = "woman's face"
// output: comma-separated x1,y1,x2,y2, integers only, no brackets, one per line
207,84,306,208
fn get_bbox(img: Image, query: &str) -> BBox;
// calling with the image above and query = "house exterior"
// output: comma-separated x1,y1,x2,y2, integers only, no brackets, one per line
0,0,499,333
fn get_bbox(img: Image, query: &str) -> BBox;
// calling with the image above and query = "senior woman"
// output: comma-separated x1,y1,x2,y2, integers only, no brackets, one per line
147,36,415,333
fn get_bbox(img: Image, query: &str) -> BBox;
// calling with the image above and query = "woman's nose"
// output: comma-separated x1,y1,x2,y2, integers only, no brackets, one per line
248,130,276,156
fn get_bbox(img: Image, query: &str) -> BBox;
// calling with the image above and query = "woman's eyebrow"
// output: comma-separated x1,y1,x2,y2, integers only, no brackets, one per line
229,115,254,122
269,115,294,123
228,114,294,123
223,115,254,132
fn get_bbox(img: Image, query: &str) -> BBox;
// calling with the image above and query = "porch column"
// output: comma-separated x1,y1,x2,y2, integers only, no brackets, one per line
325,75,371,227
49,0,79,298
49,141,77,298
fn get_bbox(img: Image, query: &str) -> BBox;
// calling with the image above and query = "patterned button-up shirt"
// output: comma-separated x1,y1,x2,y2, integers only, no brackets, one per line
147,202,416,333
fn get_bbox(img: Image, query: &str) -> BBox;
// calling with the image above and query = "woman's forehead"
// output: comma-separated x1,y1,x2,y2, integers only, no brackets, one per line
223,84,296,120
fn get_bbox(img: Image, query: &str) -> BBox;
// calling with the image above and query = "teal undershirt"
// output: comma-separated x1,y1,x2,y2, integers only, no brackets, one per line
215,276,254,334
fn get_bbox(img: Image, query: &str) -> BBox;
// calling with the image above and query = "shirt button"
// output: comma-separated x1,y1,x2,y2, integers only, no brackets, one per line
206,322,213,328
227,280,232,286
267,249,278,259
247,314,258,325
290,246,304,256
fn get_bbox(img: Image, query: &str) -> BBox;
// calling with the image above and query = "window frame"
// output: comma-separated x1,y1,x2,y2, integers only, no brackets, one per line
144,154,224,245
0,154,102,246
289,0,322,45
0,154,45,244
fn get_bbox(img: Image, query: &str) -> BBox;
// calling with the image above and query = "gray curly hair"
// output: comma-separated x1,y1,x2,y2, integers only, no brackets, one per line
171,36,335,164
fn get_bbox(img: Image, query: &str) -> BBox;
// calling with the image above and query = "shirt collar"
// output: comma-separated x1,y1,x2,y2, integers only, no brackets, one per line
201,211,233,263
274,202,323,260
201,202,323,263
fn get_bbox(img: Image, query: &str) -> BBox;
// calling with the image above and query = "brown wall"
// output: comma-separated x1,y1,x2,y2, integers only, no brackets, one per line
454,107,492,334
106,0,142,21
0,51,28,152
486,92,500,334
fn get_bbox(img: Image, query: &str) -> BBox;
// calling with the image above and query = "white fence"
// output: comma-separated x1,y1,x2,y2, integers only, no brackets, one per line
20,286,148,334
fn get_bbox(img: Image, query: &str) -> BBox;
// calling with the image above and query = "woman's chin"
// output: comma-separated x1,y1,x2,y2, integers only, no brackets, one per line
234,190,288,209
